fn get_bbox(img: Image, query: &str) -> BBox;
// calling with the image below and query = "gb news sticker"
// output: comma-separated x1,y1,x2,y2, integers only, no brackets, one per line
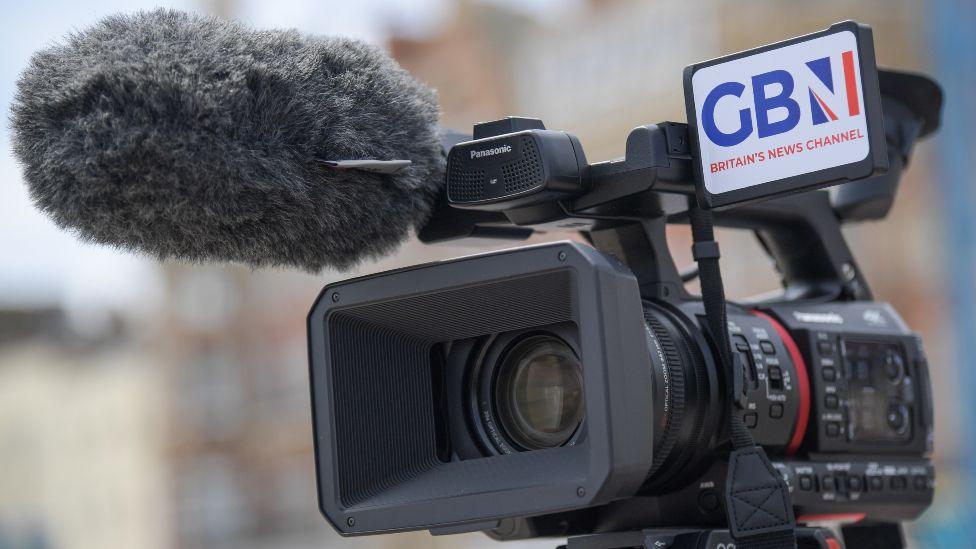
686,24,882,205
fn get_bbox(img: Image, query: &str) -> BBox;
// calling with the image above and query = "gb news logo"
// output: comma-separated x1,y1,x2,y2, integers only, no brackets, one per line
690,30,869,195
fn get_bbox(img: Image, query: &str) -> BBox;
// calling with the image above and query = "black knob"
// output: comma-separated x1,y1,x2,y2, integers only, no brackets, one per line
887,403,908,432
884,349,905,382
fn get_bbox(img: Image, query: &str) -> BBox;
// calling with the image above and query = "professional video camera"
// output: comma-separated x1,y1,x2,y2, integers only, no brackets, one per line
307,23,941,549
11,12,943,549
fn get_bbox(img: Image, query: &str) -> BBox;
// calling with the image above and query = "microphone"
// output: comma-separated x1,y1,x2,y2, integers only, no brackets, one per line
11,9,445,272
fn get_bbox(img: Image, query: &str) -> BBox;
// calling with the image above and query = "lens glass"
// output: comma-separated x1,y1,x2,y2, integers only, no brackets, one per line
495,335,584,450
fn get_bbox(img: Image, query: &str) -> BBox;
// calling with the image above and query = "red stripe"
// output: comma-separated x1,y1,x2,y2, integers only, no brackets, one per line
752,310,809,456
842,50,860,116
797,512,866,524
812,90,839,121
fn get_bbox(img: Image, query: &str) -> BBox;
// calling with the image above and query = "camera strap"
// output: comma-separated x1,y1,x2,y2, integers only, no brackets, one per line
689,205,798,549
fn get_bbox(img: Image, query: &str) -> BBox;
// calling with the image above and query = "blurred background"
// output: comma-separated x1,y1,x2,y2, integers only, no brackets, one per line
0,0,973,547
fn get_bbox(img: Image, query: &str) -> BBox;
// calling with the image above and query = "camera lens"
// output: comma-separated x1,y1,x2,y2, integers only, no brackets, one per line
494,335,584,450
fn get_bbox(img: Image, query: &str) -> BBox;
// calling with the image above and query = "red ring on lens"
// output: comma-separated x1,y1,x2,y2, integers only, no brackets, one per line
751,310,810,456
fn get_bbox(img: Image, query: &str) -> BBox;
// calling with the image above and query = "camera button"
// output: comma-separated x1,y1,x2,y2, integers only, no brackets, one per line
887,403,908,432
824,394,839,409
821,474,835,492
798,475,814,491
743,412,758,428
825,422,841,437
769,403,784,419
822,367,837,382
734,335,750,352
847,475,863,492
698,489,721,513
760,340,776,355
890,476,908,491
884,350,905,382
913,476,929,491
818,340,835,354
868,476,884,492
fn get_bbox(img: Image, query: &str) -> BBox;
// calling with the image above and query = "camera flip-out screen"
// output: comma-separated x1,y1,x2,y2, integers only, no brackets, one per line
684,21,887,209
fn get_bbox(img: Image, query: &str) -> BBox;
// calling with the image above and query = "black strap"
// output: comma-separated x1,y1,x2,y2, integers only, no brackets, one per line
689,205,797,549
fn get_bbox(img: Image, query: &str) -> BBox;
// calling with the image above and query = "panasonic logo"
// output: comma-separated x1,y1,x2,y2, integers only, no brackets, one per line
470,144,512,159
792,311,844,325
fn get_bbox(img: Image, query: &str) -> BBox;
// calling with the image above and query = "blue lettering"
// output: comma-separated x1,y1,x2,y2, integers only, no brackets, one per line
752,70,800,138
702,82,752,147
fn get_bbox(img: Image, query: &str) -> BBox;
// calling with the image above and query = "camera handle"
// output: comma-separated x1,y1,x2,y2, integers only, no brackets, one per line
427,120,902,305
619,121,875,305
710,191,872,303
581,187,869,307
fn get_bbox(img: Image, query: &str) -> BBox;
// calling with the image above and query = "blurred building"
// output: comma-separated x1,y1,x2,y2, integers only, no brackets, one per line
0,1,969,549
0,317,170,549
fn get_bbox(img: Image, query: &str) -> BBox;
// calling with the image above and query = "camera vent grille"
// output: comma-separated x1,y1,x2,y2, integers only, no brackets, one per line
447,155,485,202
502,136,543,194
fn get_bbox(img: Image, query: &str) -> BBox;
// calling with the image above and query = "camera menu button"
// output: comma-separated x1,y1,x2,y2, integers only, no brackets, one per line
868,476,884,492
821,474,835,492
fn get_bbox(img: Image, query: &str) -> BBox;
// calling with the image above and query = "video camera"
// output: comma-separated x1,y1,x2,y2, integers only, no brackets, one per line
308,22,942,549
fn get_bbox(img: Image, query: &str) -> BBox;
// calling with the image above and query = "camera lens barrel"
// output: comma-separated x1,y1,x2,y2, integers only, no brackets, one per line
467,303,720,487
640,302,717,491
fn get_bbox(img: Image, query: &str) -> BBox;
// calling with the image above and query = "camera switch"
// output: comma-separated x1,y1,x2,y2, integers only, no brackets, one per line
768,367,784,390
821,474,835,492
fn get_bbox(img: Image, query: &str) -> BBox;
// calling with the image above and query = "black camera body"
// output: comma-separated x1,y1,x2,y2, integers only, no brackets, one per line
485,298,934,541
307,67,941,546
